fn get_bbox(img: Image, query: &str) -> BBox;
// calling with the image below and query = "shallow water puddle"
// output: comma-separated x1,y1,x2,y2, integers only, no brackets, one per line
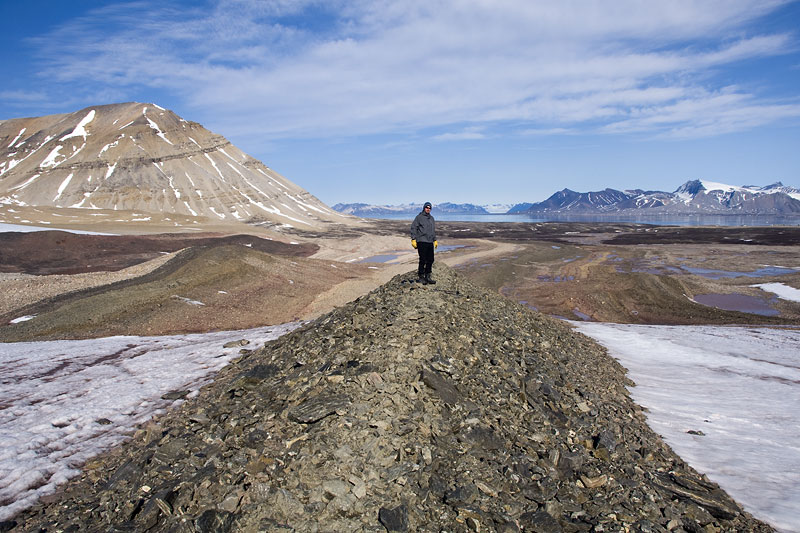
693,293,779,316
359,244,470,263
682,265,796,279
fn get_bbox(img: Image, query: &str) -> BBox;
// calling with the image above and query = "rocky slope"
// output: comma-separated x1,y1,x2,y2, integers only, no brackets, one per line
0,103,354,230
7,266,772,532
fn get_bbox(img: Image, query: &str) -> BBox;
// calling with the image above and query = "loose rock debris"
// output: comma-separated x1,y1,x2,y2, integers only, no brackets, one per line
8,265,773,532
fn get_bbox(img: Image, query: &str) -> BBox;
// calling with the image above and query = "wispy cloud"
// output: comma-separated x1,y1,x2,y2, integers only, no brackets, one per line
432,127,487,142
15,0,800,141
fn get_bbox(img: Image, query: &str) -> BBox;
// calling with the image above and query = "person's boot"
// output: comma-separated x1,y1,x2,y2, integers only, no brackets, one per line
425,273,436,284
418,271,427,284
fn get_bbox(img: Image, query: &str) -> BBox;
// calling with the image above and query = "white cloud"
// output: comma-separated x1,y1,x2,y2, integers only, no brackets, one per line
432,128,487,142
23,0,800,140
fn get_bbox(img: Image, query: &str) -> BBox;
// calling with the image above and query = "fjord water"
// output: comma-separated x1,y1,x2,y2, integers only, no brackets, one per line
374,213,800,226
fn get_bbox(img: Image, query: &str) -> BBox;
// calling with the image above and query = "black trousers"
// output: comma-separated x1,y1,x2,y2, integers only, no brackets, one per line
417,241,434,277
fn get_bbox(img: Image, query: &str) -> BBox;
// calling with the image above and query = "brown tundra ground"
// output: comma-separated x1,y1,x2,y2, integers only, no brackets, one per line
2,220,799,341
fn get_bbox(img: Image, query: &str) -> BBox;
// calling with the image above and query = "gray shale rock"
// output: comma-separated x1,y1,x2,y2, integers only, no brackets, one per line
10,265,774,532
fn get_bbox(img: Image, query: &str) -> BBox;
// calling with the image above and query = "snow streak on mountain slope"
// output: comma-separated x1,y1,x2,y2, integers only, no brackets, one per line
0,103,352,229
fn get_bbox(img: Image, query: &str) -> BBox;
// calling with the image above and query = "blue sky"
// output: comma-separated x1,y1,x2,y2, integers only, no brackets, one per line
2,0,800,205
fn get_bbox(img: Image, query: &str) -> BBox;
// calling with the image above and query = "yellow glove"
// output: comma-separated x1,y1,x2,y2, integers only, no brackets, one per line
411,239,417,249
434,240,438,249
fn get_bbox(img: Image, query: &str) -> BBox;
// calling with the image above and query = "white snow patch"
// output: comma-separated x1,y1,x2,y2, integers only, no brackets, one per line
40,145,65,168
226,161,245,178
699,180,742,193
752,283,800,303
9,315,36,324
99,138,121,157
218,148,238,162
60,110,95,141
172,295,204,306
204,153,226,182
574,323,800,533
0,223,113,235
9,174,41,192
53,173,74,202
145,114,173,145
8,128,25,148
0,323,301,520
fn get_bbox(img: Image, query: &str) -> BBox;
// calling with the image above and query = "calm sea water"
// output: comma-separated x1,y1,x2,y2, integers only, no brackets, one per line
372,213,800,226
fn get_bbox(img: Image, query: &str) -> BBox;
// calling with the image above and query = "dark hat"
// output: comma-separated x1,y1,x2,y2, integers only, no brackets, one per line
423,202,432,209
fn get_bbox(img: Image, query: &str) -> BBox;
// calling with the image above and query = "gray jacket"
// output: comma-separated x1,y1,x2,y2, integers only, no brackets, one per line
410,211,436,243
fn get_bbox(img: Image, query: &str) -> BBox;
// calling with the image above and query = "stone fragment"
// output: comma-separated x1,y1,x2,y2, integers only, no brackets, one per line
219,492,241,512
323,479,351,499
518,510,562,532
161,390,191,400
378,504,409,532
445,484,478,506
287,394,350,423
579,474,608,488
652,472,740,520
421,368,462,405
223,339,250,348
195,509,235,533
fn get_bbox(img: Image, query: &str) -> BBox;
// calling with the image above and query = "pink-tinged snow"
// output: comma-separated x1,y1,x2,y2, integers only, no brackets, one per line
0,323,302,521
574,323,800,533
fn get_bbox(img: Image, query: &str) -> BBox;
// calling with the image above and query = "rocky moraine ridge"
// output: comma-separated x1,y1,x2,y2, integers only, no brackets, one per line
8,266,771,532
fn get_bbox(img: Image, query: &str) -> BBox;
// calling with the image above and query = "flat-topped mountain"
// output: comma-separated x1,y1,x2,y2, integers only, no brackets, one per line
0,103,353,230
8,266,771,532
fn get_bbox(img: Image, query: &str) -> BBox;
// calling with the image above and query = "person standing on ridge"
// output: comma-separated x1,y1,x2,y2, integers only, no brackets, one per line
410,201,438,284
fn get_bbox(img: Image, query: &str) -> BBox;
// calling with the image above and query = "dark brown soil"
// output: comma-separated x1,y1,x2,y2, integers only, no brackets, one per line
0,244,367,342
0,231,318,275
603,225,800,246
3,221,799,341
455,237,800,325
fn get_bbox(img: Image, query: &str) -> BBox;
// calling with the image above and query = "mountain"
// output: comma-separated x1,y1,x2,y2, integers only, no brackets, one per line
336,180,800,218
515,180,800,216
333,202,490,216
0,103,353,230
9,266,771,531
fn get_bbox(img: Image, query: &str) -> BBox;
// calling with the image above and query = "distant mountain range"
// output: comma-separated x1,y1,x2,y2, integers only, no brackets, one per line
0,103,352,230
335,180,800,217
332,202,512,216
